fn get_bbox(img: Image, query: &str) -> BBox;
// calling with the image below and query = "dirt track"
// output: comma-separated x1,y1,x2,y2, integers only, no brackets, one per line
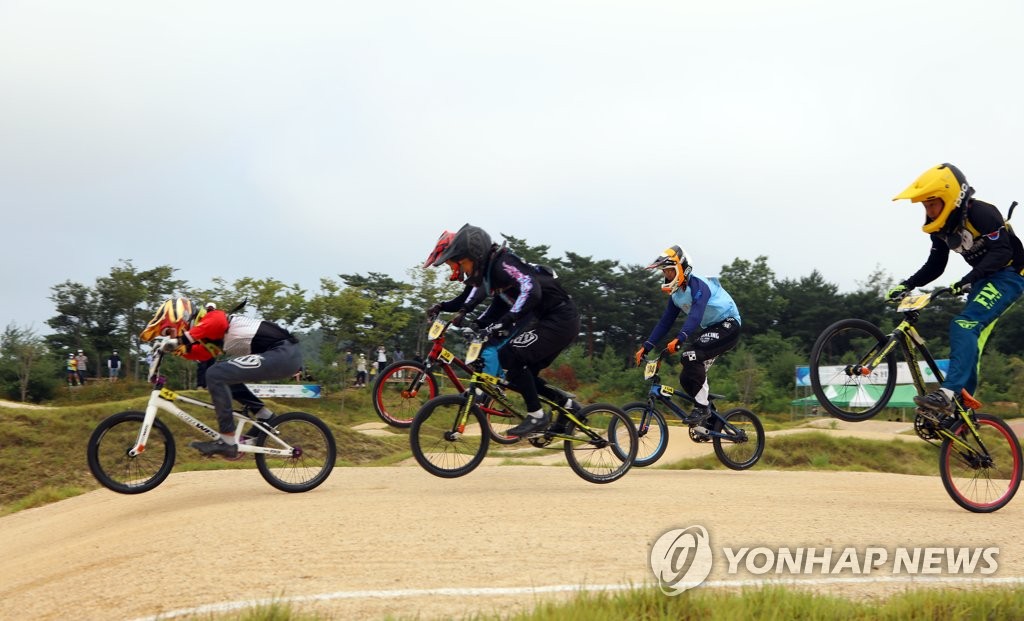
1,421,1022,620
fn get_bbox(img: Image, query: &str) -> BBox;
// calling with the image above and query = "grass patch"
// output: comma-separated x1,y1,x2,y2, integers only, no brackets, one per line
660,431,939,476
484,585,1024,621
191,585,1024,621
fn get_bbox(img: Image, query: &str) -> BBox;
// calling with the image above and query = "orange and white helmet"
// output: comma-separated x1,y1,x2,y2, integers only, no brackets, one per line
140,297,198,341
646,245,693,294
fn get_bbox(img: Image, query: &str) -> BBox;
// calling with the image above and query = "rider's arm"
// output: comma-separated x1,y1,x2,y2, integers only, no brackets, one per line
501,258,541,322
438,284,475,313
645,296,682,346
178,310,228,359
475,297,511,328
902,235,949,289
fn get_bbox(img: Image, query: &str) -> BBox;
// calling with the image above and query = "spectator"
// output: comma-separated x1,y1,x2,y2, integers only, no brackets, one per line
376,345,388,372
355,353,367,387
66,353,79,387
75,349,89,384
106,350,122,381
393,347,405,378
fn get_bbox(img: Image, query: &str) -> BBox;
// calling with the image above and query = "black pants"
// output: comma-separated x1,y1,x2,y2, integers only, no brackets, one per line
499,302,580,413
204,340,303,433
678,318,741,406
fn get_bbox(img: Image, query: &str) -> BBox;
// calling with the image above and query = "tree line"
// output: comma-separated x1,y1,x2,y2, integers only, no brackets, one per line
2,236,1022,409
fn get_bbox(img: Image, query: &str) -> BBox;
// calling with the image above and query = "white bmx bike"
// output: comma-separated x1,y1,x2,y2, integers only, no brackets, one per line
86,350,336,494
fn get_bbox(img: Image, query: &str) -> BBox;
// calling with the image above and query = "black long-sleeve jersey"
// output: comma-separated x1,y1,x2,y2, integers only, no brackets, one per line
438,246,572,326
904,199,1024,289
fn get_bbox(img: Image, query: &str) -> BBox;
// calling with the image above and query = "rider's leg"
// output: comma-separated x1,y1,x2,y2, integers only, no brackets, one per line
942,271,1024,397
499,308,579,436
678,319,741,420
480,335,510,377
231,383,272,419
201,341,302,441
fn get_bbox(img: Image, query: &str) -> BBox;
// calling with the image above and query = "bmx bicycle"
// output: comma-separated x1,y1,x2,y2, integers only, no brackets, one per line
809,287,1022,512
86,349,337,494
408,328,639,484
373,315,529,443
622,349,764,469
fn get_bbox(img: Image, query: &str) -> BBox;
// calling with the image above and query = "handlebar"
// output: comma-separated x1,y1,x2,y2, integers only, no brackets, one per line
889,284,969,305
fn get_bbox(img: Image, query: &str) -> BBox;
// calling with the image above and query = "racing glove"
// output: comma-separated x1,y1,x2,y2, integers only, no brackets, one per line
667,334,687,354
885,283,908,301
949,280,971,296
634,340,654,366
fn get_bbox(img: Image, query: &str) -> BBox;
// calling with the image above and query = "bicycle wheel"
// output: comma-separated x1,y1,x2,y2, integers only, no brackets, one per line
372,360,440,428
86,411,176,494
712,408,765,470
484,402,526,445
564,403,636,484
410,394,489,478
939,413,1023,513
619,401,669,467
255,412,336,493
809,318,897,422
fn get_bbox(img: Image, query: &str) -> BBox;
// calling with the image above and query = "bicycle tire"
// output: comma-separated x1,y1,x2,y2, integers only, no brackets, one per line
939,413,1023,513
371,360,440,428
809,318,897,422
410,394,489,478
86,411,176,494
484,403,526,445
619,401,669,467
564,403,636,484
255,412,337,493
713,408,765,470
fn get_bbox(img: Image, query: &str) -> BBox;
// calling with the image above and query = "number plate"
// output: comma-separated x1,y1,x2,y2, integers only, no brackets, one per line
466,341,482,364
428,320,445,340
897,293,930,311
644,360,658,380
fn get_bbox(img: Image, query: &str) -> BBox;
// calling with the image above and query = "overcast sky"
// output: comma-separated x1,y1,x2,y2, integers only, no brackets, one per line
2,1,1022,335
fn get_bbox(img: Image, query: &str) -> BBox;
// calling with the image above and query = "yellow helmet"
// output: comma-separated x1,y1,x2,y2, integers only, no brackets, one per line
140,297,197,341
892,163,971,234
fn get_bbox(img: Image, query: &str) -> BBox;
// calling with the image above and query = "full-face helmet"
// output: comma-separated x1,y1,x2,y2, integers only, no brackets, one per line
646,245,693,294
424,230,459,280
140,297,198,341
429,224,492,282
892,163,972,234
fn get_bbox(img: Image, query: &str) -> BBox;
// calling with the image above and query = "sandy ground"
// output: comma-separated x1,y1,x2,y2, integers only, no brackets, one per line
2,419,1022,620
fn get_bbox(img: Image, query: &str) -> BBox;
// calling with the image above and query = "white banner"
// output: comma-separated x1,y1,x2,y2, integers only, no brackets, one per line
795,360,948,387
245,384,321,398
